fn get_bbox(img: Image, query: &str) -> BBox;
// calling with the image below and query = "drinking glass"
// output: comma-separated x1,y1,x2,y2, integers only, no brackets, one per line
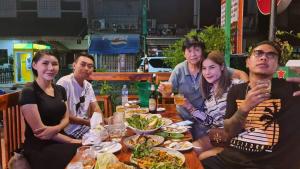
160,81,172,97
80,148,95,169
174,94,185,106
113,111,125,124
256,80,271,94
107,123,126,142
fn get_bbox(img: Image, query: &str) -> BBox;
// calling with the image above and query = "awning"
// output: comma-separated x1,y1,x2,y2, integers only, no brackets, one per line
88,34,140,55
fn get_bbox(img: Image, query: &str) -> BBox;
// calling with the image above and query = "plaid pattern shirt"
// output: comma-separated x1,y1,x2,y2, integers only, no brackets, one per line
69,125,90,139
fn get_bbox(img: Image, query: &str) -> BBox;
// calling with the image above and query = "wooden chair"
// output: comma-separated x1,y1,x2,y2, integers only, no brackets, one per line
0,92,25,169
96,95,113,118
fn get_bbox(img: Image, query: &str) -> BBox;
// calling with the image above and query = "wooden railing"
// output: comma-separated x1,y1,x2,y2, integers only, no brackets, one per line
89,72,171,84
90,72,172,117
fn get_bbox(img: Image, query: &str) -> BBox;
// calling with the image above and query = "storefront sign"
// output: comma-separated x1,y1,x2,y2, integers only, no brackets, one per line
221,0,244,54
256,0,292,15
89,34,140,55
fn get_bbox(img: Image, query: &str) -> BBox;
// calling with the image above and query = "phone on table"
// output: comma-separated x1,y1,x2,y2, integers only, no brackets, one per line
174,120,193,126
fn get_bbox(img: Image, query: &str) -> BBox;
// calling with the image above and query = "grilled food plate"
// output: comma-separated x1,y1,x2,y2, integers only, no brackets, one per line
124,134,164,149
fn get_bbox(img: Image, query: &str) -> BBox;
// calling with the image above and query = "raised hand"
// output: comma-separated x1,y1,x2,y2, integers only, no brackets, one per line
239,84,271,113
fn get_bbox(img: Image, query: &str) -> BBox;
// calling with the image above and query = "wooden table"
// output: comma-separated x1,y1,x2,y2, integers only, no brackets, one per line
68,110,204,169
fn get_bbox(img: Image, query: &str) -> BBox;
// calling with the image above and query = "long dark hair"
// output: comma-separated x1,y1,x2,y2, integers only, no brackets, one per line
32,49,59,77
200,51,231,99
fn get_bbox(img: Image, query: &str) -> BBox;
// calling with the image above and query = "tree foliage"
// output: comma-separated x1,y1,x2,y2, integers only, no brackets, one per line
163,26,225,68
275,30,296,66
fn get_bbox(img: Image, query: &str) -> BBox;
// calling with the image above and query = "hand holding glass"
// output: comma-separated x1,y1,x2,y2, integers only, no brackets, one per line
256,80,271,94
160,81,172,97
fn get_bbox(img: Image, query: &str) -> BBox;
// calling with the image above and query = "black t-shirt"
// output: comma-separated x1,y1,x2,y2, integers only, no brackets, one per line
19,81,67,146
220,78,300,169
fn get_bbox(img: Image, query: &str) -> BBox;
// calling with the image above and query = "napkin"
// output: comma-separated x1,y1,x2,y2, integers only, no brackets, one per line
90,112,103,129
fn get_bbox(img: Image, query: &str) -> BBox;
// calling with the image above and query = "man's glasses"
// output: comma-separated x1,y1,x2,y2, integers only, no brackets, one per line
75,96,85,113
252,50,278,59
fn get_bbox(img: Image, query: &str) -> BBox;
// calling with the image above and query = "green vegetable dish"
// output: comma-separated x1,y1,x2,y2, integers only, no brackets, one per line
126,115,163,130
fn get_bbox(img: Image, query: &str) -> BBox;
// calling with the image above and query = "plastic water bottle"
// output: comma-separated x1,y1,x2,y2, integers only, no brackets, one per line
121,84,128,106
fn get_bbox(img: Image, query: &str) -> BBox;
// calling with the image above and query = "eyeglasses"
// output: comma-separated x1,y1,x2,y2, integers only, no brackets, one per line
75,96,85,113
252,50,278,59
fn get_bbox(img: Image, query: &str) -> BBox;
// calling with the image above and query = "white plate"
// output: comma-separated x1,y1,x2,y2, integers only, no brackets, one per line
123,134,164,149
162,125,189,134
165,141,193,151
92,142,122,154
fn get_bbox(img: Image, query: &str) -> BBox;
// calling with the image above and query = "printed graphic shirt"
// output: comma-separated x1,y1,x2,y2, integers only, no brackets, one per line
219,78,300,169
231,99,280,152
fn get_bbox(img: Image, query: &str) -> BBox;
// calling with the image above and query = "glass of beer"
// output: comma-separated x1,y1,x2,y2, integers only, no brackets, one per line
160,81,172,97
256,79,271,94
174,94,185,106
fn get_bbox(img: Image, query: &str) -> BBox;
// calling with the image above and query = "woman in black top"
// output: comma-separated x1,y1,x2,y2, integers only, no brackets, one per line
19,50,81,169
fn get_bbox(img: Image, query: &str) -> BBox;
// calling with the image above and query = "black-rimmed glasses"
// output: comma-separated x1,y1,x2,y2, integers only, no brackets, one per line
252,50,278,59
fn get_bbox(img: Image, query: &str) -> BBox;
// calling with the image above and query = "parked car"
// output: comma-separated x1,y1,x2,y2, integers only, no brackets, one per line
138,56,172,72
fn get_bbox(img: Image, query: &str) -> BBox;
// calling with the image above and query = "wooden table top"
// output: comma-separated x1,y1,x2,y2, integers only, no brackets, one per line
68,110,204,169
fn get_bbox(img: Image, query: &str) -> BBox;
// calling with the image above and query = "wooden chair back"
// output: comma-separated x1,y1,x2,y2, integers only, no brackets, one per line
155,72,171,84
0,92,25,169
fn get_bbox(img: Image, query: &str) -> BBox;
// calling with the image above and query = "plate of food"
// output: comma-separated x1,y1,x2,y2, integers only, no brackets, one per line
125,108,149,118
164,140,193,151
126,114,163,134
94,153,135,169
130,146,185,169
162,118,173,126
124,134,164,149
161,124,189,134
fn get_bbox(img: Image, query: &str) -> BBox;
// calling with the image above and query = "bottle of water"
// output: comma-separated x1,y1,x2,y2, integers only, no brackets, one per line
121,84,128,106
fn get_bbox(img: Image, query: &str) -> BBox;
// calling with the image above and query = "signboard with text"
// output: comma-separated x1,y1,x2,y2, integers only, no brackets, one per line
221,0,244,54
